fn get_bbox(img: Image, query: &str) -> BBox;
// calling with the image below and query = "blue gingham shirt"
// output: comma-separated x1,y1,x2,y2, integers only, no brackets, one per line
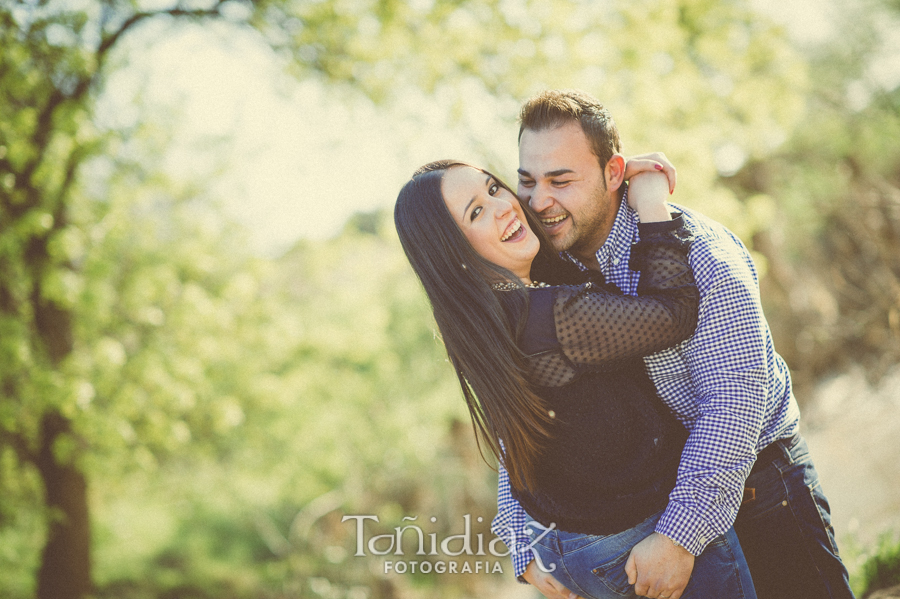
491,199,801,581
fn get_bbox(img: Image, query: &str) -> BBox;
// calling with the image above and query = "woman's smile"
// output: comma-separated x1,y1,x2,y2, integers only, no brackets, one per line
501,218,526,242
441,165,540,282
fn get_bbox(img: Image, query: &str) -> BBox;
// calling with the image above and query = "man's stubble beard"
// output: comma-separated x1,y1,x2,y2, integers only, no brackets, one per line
554,184,619,262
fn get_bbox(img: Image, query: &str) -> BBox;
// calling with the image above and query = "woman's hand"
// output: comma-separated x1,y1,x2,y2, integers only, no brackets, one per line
627,171,671,223
624,152,676,195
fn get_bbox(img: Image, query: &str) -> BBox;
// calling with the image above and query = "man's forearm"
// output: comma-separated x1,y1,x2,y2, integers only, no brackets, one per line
648,229,773,553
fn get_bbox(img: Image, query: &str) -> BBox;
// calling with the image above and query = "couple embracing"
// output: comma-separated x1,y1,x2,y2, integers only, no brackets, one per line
394,89,854,599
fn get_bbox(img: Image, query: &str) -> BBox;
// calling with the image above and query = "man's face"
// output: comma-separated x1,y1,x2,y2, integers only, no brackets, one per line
517,121,618,262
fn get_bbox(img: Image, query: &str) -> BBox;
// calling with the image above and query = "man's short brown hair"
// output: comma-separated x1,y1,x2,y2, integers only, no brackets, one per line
518,89,622,169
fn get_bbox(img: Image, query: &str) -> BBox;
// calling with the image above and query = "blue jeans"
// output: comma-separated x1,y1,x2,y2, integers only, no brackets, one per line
524,509,757,599
733,435,855,599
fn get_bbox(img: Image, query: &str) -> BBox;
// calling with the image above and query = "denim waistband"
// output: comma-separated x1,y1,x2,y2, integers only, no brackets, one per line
752,433,802,474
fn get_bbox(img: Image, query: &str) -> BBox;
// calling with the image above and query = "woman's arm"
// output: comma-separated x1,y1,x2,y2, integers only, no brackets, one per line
549,215,697,367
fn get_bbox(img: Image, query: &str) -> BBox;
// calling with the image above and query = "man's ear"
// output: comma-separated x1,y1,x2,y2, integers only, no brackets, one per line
605,154,626,191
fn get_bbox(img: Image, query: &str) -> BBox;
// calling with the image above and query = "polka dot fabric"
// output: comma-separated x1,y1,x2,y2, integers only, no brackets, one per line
523,228,698,388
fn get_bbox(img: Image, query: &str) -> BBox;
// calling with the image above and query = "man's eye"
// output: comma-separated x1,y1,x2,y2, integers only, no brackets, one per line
519,179,534,188
552,180,572,187
470,206,482,221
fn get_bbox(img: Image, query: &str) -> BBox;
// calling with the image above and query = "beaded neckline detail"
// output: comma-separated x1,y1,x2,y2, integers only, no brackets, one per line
490,281,550,291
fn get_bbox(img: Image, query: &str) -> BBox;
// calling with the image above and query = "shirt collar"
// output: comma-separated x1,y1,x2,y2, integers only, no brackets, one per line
563,188,639,274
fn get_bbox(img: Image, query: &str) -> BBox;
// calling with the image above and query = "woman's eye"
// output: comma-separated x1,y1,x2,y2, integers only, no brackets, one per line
488,183,500,195
470,206,482,221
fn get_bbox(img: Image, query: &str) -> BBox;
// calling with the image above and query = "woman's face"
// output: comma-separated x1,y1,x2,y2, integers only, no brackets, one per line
441,166,540,282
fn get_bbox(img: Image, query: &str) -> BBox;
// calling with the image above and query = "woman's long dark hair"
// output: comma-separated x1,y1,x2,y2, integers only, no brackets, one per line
394,160,584,491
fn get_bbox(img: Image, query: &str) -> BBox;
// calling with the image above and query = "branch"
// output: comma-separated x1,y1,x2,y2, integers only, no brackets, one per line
97,1,230,62
0,429,38,466
51,143,89,219
18,1,232,214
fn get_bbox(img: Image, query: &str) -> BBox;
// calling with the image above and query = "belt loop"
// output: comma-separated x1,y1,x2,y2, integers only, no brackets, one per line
783,433,802,465
778,436,793,466
772,433,799,466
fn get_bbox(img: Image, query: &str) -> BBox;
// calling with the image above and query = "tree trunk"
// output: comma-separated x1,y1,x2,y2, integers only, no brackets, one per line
35,411,92,599
27,218,92,597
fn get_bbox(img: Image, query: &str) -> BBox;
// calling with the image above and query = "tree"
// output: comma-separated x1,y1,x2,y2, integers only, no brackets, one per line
720,0,900,391
0,1,451,595
0,0,814,596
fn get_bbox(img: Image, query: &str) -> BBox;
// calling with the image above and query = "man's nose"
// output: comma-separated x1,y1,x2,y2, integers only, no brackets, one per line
529,185,553,213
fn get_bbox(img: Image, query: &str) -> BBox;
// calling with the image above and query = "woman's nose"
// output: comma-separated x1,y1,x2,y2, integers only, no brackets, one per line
494,198,514,219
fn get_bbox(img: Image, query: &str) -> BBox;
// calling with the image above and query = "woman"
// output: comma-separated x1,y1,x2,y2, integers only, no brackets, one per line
393,160,755,599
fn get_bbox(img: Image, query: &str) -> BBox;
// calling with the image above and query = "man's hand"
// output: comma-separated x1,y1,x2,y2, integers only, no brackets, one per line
523,559,584,599
624,152,677,195
624,533,695,599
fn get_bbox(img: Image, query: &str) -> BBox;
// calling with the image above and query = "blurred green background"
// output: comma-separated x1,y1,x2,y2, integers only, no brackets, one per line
2,0,900,597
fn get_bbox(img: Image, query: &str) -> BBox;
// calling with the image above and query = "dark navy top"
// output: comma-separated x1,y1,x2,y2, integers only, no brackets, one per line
507,217,697,534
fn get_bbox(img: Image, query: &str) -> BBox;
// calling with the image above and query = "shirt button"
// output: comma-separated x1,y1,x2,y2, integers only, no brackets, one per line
782,500,788,507
613,258,620,265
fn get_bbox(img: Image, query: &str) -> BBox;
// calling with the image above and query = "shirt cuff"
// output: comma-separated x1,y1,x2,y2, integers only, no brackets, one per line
654,500,719,557
637,212,684,236
511,543,533,583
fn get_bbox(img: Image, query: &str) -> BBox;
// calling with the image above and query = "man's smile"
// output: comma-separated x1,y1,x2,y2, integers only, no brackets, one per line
540,213,569,229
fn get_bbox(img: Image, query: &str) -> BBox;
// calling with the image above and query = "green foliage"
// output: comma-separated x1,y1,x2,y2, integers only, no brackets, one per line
0,447,44,599
81,210,505,598
860,532,900,596
2,0,900,596
720,2,900,393
71,165,275,467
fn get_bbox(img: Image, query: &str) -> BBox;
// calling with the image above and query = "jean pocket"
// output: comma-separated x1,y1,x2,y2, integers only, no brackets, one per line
744,491,790,522
807,480,840,556
590,549,634,596
741,469,790,522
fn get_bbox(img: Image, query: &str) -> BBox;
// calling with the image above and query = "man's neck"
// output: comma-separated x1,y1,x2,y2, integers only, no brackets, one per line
570,192,626,271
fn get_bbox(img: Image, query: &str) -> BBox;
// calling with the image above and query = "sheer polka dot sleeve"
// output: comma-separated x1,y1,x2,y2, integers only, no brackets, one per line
521,216,697,385
557,218,696,367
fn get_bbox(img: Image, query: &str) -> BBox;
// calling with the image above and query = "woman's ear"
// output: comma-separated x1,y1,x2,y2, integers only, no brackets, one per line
605,154,626,191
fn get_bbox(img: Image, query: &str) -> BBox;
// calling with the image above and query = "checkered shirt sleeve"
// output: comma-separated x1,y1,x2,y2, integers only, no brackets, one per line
647,207,799,555
490,464,535,582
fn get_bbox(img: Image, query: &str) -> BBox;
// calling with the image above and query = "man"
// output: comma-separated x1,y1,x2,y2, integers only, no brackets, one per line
491,89,854,599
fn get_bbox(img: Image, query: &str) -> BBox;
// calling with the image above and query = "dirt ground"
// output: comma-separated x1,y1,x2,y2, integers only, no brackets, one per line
803,367,900,574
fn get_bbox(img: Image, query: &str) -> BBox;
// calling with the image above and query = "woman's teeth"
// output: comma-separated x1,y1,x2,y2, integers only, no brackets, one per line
501,220,523,241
